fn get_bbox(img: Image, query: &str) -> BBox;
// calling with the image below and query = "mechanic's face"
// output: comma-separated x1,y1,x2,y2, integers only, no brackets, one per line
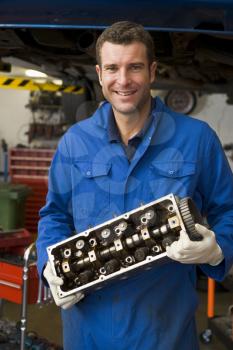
96,41,156,118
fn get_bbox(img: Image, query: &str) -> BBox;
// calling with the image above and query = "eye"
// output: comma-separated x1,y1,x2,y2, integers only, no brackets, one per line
130,64,143,71
104,65,117,73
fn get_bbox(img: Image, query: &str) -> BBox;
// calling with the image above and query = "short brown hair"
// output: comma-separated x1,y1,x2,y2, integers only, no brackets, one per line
96,21,155,65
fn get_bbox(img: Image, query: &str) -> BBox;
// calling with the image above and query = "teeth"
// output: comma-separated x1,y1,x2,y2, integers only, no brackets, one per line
117,91,135,96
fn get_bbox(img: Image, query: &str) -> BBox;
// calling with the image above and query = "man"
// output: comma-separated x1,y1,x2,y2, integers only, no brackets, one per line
37,21,233,350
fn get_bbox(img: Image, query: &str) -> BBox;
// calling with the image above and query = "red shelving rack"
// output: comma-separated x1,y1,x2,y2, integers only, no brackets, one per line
9,148,54,233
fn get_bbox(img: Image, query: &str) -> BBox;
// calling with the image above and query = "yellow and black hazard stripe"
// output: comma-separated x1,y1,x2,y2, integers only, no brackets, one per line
0,75,85,94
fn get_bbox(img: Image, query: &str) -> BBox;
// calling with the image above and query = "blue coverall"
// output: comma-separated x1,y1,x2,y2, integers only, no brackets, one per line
37,96,233,350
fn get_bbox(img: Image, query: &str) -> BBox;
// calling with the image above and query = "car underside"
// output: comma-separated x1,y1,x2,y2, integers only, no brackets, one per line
1,27,233,102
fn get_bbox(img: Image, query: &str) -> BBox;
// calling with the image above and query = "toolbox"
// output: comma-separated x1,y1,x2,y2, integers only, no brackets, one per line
0,229,32,253
0,183,31,230
0,256,38,304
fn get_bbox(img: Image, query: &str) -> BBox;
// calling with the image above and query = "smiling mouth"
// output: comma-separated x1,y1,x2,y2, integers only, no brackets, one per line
115,90,137,96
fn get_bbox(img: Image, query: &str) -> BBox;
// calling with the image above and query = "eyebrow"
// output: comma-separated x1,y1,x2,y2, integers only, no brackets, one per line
103,64,117,69
129,62,145,66
103,62,145,69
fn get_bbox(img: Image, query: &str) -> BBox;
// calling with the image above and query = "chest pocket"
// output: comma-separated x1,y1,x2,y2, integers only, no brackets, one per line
71,161,111,230
149,161,197,198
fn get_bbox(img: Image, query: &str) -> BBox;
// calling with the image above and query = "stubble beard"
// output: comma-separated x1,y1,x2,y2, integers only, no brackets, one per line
106,87,152,120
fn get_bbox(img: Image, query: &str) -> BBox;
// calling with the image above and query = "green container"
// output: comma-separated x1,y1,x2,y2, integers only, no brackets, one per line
0,183,31,231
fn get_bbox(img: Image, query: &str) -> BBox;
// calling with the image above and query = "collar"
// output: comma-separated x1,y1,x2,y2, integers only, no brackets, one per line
92,96,165,131
107,99,156,143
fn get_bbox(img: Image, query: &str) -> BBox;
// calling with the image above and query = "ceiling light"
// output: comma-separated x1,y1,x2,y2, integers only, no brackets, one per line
52,79,63,86
25,69,48,78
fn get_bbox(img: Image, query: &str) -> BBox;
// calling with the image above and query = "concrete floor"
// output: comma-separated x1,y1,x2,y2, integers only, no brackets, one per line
1,287,232,349
196,288,232,350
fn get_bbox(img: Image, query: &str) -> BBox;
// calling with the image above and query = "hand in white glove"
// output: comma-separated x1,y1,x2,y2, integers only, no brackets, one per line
166,223,224,266
43,261,84,309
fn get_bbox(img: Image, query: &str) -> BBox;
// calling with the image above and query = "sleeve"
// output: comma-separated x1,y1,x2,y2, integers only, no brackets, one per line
36,134,75,276
198,127,233,281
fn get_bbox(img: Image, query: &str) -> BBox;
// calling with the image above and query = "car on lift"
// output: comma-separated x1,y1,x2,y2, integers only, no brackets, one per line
0,0,233,116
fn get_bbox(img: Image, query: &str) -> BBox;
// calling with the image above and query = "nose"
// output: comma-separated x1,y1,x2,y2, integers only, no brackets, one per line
117,68,130,86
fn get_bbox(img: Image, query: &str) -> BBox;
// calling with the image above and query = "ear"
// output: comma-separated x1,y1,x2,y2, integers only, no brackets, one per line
150,61,157,84
96,65,102,86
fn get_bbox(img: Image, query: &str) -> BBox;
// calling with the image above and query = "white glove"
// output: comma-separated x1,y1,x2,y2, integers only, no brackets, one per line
166,223,224,266
43,261,84,309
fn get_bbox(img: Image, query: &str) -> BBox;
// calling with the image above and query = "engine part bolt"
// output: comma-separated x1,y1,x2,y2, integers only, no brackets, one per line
76,239,85,250
101,228,111,239
125,256,134,264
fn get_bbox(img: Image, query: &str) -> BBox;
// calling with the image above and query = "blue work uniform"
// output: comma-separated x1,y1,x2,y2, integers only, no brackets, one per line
37,96,233,350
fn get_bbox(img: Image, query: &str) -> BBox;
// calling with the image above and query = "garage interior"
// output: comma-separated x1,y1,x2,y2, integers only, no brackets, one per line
0,85,232,349
0,8,233,349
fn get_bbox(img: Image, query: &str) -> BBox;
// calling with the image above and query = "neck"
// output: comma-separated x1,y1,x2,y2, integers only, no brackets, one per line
113,99,152,145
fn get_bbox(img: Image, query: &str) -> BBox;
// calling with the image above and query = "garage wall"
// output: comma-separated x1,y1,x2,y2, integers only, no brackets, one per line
0,89,31,146
0,89,31,174
192,94,233,171
0,89,232,174
194,94,233,145
154,91,233,171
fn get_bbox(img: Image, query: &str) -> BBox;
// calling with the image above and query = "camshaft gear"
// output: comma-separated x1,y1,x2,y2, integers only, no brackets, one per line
178,197,203,241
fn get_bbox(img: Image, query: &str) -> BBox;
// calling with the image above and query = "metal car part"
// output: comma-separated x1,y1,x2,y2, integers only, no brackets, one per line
47,193,203,297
